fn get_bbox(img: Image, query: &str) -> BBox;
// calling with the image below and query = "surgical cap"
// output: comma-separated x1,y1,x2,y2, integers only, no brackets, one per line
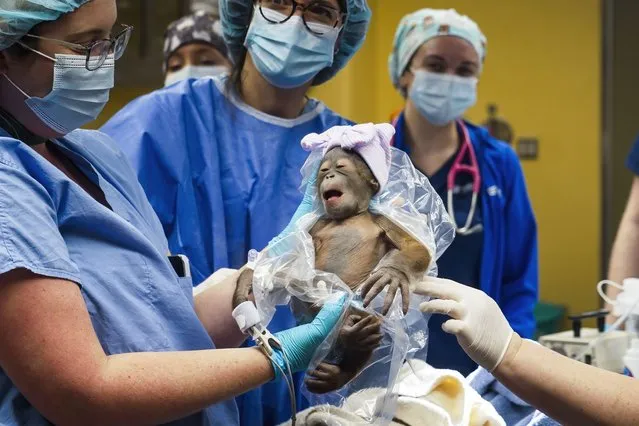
219,0,372,86
163,10,228,71
388,8,487,90
0,0,91,50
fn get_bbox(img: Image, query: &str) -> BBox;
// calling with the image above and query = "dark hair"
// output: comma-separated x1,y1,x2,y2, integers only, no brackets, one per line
225,3,255,97
227,45,248,98
5,24,41,59
338,0,347,14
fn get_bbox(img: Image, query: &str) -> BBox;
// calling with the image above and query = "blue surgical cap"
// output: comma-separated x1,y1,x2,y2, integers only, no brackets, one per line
389,8,487,90
219,0,371,86
0,0,91,50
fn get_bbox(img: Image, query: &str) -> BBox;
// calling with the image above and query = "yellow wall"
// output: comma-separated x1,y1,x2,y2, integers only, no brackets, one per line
314,0,603,318
93,1,602,319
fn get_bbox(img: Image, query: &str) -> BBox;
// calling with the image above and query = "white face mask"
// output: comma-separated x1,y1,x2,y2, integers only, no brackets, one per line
164,65,228,87
409,70,478,126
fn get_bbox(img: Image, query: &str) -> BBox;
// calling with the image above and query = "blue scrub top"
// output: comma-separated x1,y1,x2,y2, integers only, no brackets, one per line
626,135,639,175
393,114,483,375
393,112,538,376
101,75,352,426
0,128,238,425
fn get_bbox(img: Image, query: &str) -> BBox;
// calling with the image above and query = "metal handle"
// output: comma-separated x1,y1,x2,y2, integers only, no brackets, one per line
567,309,610,336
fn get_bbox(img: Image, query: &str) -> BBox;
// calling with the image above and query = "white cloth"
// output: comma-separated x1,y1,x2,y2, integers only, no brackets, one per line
300,123,394,192
284,360,505,426
391,360,505,426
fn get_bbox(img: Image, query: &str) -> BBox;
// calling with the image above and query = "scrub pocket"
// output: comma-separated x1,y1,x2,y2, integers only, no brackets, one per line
81,253,173,354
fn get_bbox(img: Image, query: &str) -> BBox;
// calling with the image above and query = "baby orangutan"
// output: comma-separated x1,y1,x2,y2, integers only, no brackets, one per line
300,147,431,393
310,147,430,314
233,124,431,394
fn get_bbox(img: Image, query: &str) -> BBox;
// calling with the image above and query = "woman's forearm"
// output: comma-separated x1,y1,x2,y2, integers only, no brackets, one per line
88,348,272,426
0,270,274,426
494,335,639,426
194,268,247,348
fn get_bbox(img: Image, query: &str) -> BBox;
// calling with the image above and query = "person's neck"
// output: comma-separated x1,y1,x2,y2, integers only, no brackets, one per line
0,101,50,146
404,101,459,176
238,55,311,120
0,76,61,141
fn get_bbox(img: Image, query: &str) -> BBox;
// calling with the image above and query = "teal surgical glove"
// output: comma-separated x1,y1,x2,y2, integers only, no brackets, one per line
270,295,346,380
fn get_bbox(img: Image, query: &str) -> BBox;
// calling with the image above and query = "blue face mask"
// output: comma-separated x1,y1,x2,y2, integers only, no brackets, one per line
3,51,114,135
244,8,340,89
409,70,478,126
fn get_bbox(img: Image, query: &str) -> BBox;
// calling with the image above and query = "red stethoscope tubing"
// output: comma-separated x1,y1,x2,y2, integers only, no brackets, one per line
449,120,481,235
391,119,481,235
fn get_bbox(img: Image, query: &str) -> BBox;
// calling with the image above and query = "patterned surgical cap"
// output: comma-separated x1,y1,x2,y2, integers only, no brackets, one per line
163,10,229,71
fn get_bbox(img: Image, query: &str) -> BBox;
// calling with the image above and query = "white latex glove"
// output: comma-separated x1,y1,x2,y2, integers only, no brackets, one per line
415,277,514,372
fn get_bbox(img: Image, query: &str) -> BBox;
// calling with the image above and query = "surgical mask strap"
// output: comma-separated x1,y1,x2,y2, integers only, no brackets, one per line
16,41,56,62
1,73,31,99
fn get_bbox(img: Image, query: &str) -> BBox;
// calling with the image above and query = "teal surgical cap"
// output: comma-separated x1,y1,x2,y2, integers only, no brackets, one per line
389,8,487,90
219,0,372,86
0,0,91,50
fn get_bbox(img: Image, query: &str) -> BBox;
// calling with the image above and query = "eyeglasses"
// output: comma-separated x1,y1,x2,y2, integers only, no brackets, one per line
23,24,133,71
258,0,345,35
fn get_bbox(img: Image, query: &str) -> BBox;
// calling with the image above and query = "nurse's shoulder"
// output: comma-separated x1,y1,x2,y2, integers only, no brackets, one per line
0,129,127,172
67,128,133,162
0,135,29,166
0,134,58,178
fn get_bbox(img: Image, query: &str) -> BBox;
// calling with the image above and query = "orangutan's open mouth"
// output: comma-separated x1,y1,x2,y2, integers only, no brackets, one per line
323,189,343,202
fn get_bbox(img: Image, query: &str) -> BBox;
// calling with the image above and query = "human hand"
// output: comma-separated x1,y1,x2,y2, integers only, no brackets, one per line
360,266,410,315
271,294,346,380
415,277,514,371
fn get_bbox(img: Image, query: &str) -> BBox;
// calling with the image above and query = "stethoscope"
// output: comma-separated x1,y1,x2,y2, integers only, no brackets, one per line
392,118,482,236
448,120,482,235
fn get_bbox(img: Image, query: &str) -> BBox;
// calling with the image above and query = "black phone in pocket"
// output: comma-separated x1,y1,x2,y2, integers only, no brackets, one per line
168,254,191,278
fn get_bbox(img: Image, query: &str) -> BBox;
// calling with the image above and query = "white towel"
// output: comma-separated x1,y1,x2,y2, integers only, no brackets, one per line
391,359,504,426
283,360,505,426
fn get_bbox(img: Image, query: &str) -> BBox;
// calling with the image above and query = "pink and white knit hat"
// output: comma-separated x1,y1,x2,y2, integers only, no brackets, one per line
301,123,395,193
